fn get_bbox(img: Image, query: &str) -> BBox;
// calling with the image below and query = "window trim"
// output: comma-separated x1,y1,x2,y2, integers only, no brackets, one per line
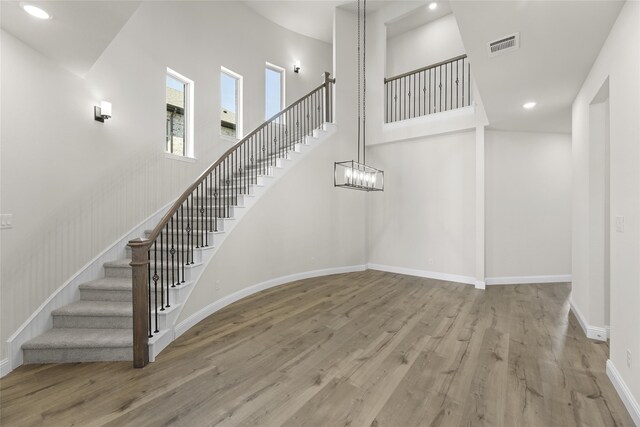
265,62,286,121
166,67,195,158
220,66,243,139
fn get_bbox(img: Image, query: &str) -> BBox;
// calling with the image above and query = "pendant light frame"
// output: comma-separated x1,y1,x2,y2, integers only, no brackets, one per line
334,0,384,192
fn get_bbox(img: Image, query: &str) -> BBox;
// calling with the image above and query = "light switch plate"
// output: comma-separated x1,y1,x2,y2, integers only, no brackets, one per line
0,214,12,229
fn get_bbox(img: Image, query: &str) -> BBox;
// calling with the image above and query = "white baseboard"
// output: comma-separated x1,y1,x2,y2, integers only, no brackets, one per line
475,280,486,290
366,263,476,286
607,359,640,426
0,359,9,378
485,274,572,285
174,264,367,339
570,300,608,341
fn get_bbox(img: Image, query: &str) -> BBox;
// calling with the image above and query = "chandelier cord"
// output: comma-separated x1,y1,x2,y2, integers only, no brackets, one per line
357,0,361,164
363,0,367,165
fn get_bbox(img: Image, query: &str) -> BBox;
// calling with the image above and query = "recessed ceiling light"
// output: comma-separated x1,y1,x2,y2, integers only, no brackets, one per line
523,102,537,109
21,3,52,20
429,2,438,10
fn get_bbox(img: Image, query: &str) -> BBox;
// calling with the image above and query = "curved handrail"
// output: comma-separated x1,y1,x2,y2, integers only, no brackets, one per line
129,72,335,368
145,80,332,244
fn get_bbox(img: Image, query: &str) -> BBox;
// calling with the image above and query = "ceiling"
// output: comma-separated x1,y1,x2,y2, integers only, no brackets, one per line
2,0,623,133
243,1,342,43
243,0,433,43
450,0,624,133
386,1,451,39
0,1,140,77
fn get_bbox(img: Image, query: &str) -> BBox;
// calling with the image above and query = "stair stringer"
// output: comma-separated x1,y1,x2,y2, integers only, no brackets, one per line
147,123,337,361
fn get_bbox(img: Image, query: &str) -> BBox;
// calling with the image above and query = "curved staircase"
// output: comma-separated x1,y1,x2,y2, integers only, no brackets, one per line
21,75,335,366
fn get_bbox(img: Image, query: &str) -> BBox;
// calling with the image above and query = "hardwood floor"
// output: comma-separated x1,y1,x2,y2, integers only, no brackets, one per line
1,270,633,426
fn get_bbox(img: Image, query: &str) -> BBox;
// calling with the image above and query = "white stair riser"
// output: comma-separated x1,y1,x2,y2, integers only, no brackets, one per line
104,263,198,280
126,246,212,263
191,196,247,207
23,347,132,364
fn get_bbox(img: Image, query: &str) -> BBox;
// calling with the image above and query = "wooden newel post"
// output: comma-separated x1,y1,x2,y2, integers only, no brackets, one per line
129,238,150,368
323,71,334,123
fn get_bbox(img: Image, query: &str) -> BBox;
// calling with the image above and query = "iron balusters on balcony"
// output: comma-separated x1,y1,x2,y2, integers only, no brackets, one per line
384,54,471,124
128,72,335,368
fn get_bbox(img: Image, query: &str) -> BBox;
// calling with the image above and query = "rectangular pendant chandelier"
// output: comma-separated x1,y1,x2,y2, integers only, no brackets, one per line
334,160,384,192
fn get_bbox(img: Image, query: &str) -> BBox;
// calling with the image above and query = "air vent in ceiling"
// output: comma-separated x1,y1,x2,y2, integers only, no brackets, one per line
487,32,520,57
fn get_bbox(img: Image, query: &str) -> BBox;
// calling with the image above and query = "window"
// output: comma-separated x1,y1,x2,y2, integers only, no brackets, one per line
166,68,194,157
220,67,243,139
265,62,285,121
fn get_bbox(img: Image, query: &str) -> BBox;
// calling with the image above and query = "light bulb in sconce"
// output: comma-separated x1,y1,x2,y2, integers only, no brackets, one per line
94,101,112,122
293,60,301,73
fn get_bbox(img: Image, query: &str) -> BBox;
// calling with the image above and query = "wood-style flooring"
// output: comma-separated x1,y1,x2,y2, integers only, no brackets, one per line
0,270,634,426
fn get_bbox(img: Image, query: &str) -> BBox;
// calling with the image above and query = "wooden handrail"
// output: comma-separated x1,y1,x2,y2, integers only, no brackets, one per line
384,54,467,83
143,80,332,246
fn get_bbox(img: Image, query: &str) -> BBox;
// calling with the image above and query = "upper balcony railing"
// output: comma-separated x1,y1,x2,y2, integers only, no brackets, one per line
384,54,471,124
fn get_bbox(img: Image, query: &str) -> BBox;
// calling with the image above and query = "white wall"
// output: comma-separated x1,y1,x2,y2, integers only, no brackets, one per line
179,5,369,324
178,134,367,323
572,0,640,412
385,13,465,77
0,1,332,360
485,130,572,279
367,131,476,279
588,99,610,329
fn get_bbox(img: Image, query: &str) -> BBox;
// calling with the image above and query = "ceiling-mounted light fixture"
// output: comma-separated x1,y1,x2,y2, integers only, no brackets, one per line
429,2,438,10
94,101,112,122
334,0,384,192
523,101,537,109
20,3,52,19
293,60,301,73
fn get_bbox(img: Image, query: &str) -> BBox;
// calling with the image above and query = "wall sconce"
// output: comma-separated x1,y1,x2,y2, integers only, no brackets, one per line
94,101,112,122
293,60,301,74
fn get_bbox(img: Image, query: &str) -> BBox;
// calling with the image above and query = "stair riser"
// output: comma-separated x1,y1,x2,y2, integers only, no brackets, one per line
105,265,132,279
23,347,132,364
105,263,199,280
126,246,211,263
191,196,246,207
179,210,237,220
80,286,188,303
145,221,228,237
53,315,132,329
80,289,131,302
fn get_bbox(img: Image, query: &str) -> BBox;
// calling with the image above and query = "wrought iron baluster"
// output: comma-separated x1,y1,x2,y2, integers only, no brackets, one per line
153,241,159,333
170,216,176,288
413,73,415,119
468,62,471,107
462,57,465,107
159,231,164,311
164,223,170,307
147,249,152,337
189,194,195,264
